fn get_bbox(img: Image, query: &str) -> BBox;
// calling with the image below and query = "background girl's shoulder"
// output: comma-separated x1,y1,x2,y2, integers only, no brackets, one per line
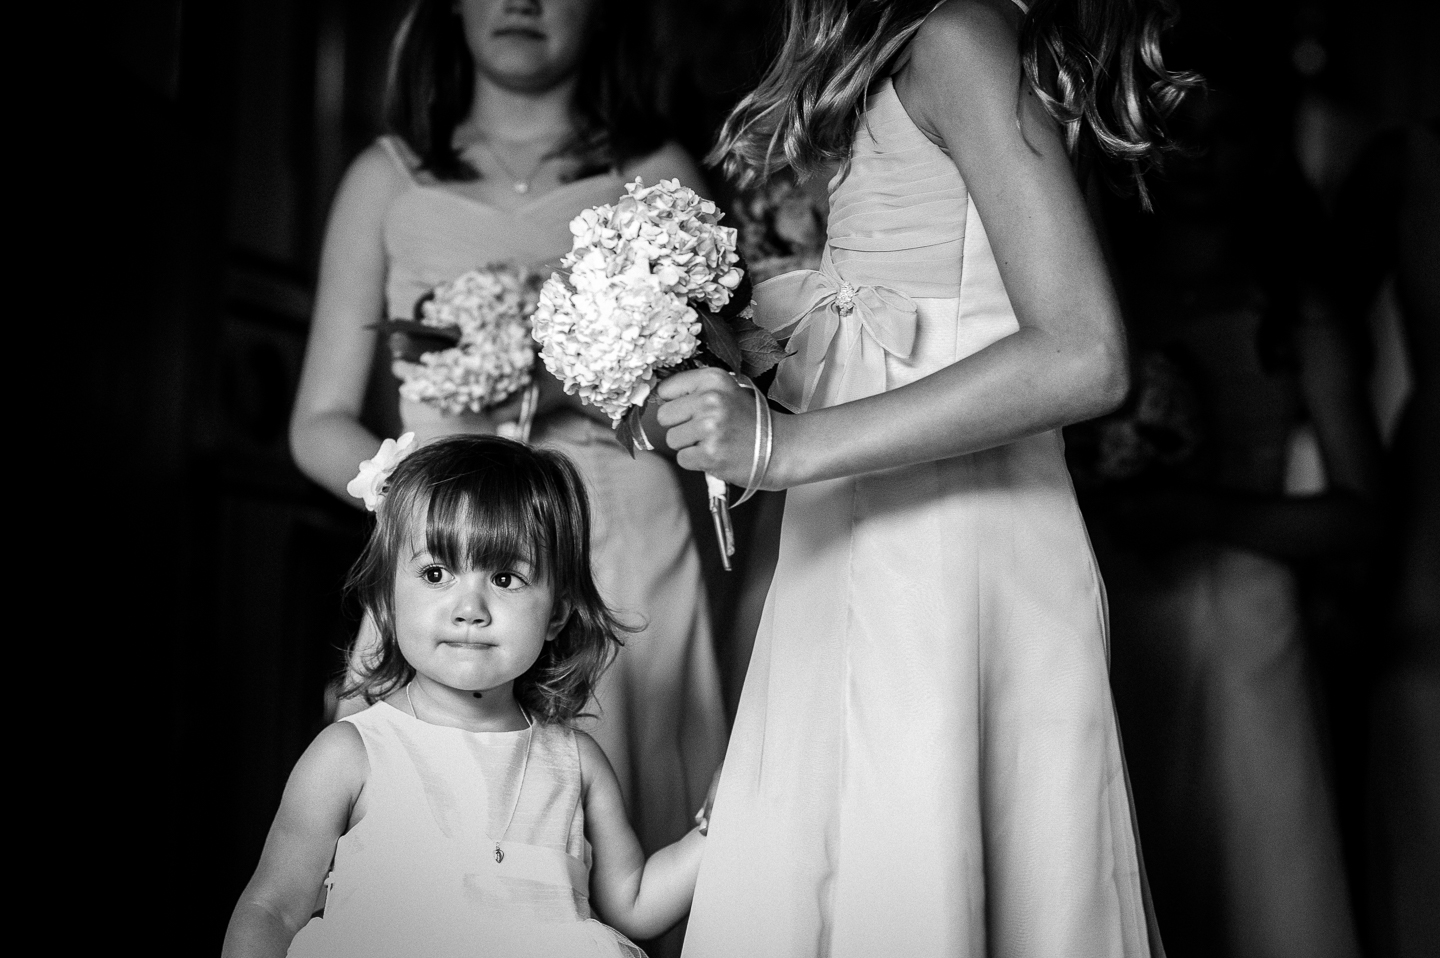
620,141,709,195
331,137,414,214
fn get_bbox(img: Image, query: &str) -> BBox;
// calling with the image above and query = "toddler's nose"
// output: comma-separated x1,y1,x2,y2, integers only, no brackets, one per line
453,584,490,626
453,606,488,626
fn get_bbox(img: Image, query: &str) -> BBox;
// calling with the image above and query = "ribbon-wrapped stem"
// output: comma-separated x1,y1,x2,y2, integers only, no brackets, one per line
706,473,736,572
624,401,736,570
497,382,540,445
705,375,771,572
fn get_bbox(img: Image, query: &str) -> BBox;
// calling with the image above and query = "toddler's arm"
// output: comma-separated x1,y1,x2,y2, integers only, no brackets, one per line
579,732,706,940
220,722,368,958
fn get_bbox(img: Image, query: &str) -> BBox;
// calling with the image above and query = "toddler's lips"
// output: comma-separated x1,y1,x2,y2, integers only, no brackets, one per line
441,639,498,650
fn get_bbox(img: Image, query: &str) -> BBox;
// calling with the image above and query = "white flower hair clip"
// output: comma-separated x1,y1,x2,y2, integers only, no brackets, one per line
346,432,416,512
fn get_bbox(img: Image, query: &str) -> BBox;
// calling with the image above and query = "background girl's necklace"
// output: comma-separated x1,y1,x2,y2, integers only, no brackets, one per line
406,681,535,863
473,138,553,195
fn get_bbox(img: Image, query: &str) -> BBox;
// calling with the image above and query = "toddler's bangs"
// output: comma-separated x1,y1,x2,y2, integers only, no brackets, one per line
420,467,552,578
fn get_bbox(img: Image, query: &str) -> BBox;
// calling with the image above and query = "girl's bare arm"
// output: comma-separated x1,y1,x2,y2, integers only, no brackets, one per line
657,0,1128,487
579,732,705,940
221,723,368,958
290,144,407,502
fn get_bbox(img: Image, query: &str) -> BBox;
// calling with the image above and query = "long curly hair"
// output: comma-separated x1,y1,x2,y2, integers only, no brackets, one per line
711,0,1201,208
343,436,632,725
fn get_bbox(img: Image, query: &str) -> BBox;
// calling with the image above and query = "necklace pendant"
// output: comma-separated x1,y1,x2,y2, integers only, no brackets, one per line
494,843,504,863
513,182,529,194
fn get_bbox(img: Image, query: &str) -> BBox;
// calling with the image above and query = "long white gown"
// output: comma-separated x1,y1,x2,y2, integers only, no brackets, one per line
682,75,1161,957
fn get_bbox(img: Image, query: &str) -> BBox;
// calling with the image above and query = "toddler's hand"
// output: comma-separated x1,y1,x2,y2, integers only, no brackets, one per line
695,762,723,835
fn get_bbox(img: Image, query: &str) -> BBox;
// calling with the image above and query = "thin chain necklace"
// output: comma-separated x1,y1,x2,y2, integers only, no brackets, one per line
406,681,536,863
470,136,559,195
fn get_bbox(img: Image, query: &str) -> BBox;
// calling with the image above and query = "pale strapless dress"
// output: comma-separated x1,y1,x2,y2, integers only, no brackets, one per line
374,137,728,868
683,78,1161,958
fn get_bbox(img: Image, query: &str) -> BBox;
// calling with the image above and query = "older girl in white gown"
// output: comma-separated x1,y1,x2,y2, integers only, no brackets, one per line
655,1,1198,954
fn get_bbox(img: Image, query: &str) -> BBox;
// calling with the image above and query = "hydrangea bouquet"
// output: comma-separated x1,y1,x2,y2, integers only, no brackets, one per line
378,264,543,440
532,178,787,567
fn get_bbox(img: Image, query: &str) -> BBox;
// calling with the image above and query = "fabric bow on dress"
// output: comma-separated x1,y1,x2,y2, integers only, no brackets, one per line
751,257,918,412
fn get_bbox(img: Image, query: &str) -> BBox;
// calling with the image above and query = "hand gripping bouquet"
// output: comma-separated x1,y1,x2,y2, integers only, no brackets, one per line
532,178,787,569
377,264,544,442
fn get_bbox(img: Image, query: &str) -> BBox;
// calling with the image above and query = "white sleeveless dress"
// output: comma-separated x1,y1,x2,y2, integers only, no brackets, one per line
289,702,645,958
682,75,1162,957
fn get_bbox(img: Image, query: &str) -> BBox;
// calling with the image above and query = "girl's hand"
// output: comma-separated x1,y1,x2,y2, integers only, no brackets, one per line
695,762,723,835
580,732,705,940
654,368,760,486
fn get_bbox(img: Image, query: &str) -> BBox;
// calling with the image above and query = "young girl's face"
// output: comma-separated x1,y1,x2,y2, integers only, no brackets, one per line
393,530,563,698
458,0,598,94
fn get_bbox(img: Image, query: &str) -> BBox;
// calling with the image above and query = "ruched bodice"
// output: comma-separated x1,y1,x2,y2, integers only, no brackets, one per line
752,78,1017,413
826,77,968,298
379,137,629,319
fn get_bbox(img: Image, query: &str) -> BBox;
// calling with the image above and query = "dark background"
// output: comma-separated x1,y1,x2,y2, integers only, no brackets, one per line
81,1,1434,954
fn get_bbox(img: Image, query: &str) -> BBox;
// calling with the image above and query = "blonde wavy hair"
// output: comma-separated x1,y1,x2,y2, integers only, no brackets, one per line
710,0,1201,209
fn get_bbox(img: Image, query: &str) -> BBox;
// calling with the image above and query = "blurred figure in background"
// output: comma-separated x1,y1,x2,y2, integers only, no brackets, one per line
1331,118,1440,958
1077,79,1383,958
287,6,727,953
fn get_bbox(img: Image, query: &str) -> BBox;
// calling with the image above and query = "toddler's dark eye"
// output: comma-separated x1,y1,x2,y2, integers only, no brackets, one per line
421,565,447,584
492,572,517,589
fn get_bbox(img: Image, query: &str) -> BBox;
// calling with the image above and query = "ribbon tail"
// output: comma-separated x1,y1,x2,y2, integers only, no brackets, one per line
751,270,837,339
842,323,890,407
854,288,919,361
772,307,840,413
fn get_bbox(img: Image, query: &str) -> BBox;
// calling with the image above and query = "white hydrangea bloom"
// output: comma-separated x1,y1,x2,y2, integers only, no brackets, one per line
397,265,540,416
533,179,741,423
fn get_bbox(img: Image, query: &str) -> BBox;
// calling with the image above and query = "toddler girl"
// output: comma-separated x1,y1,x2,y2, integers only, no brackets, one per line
222,436,705,958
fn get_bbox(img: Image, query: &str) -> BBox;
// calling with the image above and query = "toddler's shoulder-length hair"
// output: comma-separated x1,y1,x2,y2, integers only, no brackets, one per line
712,0,1202,209
384,0,668,182
343,436,631,725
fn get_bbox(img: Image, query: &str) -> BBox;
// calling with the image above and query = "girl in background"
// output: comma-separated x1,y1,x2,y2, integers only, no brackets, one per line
1088,84,1378,958
655,0,1196,953
287,2,727,919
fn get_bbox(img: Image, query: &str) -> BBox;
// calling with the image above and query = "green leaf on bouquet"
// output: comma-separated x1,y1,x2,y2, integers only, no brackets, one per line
698,309,744,374
732,313,791,378
371,319,462,362
613,405,648,459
